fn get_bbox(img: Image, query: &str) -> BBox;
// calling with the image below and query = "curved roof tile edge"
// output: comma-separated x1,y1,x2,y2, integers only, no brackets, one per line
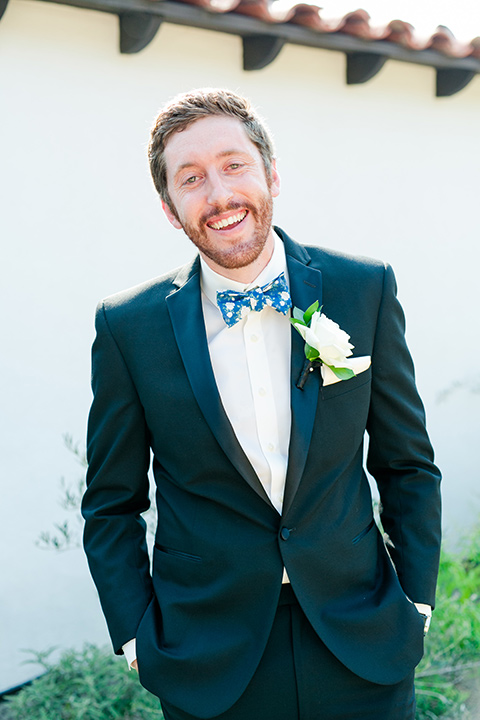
166,0,480,59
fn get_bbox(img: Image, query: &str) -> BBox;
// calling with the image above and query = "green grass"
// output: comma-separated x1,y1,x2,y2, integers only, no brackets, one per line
2,645,162,720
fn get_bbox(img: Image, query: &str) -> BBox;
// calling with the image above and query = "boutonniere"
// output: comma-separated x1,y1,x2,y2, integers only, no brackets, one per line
290,301,371,389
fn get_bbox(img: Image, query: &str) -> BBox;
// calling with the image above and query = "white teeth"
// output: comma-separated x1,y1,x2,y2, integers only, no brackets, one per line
209,211,247,230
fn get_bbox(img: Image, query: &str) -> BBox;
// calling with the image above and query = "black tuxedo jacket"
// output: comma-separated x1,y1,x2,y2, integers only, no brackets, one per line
82,228,441,718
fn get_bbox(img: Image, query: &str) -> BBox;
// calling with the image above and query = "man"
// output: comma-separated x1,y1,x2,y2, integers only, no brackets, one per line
82,88,441,720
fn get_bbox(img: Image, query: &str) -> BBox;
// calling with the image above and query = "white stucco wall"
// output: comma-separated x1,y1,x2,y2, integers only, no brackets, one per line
1,0,479,690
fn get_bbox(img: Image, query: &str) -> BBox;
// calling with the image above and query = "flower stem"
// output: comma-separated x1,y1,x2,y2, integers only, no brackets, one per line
296,359,321,390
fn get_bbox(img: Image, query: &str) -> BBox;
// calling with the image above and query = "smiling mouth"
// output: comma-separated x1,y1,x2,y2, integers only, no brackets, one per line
207,210,248,231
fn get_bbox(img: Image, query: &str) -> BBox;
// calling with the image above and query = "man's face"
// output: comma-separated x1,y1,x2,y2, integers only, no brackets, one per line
162,115,280,277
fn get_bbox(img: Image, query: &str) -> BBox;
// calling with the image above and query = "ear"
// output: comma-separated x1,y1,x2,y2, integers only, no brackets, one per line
269,159,280,198
161,200,183,230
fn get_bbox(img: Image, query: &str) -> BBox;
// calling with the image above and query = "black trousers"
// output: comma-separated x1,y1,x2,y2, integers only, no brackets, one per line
160,584,416,720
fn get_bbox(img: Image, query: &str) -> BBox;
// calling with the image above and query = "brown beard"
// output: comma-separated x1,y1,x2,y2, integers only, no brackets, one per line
177,194,274,270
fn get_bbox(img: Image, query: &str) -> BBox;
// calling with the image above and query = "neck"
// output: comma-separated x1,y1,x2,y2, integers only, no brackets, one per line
200,229,276,285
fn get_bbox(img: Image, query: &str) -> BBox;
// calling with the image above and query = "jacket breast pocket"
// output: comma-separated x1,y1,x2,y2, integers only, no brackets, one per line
321,367,372,401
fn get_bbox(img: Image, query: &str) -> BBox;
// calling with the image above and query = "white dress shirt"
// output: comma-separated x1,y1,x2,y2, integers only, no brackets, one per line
200,232,291,515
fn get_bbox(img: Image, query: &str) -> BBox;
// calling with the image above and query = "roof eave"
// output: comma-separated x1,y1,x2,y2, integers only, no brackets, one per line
7,0,480,96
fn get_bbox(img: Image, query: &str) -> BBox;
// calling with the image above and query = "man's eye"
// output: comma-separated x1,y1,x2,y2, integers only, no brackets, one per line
228,163,241,170
184,176,199,185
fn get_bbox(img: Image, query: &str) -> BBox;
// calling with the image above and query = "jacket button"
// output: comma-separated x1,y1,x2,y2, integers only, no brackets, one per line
280,527,290,541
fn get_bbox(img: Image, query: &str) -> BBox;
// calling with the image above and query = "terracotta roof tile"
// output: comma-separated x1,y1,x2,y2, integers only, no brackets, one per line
428,26,473,59
471,37,480,59
384,20,418,50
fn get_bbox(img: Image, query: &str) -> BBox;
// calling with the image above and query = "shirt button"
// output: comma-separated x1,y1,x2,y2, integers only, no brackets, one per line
267,443,275,452
280,527,290,541
250,334,259,343
258,387,267,397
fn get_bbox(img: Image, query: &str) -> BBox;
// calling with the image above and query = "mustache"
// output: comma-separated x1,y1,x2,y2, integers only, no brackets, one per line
201,201,256,226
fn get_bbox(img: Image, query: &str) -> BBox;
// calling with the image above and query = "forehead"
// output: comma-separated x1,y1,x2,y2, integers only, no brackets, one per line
164,115,261,175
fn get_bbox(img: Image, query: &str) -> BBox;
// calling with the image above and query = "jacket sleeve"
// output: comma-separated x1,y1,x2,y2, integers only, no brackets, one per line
82,301,154,653
366,264,442,608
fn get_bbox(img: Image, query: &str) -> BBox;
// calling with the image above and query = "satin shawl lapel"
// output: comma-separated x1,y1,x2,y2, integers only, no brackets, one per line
281,232,323,517
165,258,274,509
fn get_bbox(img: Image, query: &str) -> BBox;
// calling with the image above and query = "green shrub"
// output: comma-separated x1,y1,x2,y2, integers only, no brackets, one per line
3,645,162,720
415,525,480,720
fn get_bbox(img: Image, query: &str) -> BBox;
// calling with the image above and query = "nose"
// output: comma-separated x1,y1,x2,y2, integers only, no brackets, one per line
206,171,234,207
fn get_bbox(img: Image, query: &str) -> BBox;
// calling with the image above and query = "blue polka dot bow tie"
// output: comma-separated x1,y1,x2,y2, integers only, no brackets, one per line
216,272,292,328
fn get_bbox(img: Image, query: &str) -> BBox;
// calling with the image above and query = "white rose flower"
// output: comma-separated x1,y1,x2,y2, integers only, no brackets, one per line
295,311,354,367
291,302,371,388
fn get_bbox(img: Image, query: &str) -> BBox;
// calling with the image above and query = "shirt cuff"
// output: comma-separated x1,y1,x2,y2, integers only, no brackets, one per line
122,638,137,669
413,603,432,617
413,603,432,634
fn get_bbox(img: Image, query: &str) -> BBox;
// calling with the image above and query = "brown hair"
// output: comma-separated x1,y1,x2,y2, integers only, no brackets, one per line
148,88,275,208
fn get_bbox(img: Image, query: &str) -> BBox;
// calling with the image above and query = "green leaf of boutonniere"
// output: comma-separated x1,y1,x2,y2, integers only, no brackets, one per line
292,307,305,323
303,301,320,325
328,365,355,380
305,343,320,362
